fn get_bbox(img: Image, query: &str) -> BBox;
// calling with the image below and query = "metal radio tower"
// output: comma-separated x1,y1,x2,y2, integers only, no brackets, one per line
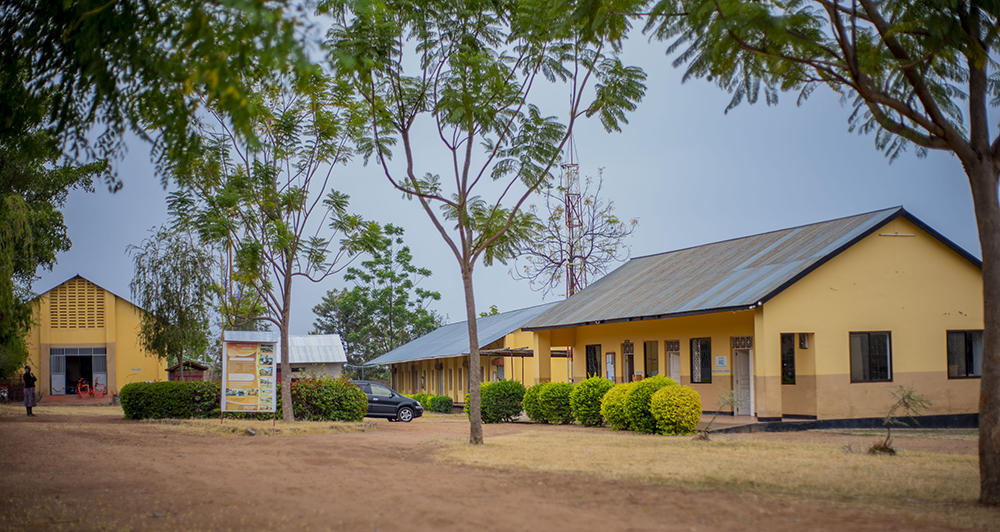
562,156,584,298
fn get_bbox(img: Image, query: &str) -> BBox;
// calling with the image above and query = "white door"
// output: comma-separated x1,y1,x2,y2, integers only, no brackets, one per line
733,350,751,416
668,353,680,382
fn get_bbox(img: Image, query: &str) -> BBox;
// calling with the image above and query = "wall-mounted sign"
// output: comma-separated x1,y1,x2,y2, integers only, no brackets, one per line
222,331,279,413
712,355,730,374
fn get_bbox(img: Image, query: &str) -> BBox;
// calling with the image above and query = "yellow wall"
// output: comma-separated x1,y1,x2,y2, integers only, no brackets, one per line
760,217,982,419
388,329,568,402
25,277,167,397
558,311,755,412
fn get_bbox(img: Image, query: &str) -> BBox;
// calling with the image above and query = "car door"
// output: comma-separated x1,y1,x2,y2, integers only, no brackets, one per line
357,382,377,415
369,383,399,415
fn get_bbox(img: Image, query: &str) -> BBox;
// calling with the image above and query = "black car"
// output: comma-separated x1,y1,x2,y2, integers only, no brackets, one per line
352,380,423,422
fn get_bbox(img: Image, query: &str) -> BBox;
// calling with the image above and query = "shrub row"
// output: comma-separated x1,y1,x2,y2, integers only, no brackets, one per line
524,382,576,424
599,376,702,435
407,393,455,413
120,377,367,422
463,380,526,423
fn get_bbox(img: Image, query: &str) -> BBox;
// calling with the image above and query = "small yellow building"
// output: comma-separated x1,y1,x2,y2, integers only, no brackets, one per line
522,207,983,421
370,302,568,403
24,275,167,398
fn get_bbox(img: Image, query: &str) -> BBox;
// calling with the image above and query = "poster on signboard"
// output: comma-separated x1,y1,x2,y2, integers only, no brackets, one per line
222,334,278,413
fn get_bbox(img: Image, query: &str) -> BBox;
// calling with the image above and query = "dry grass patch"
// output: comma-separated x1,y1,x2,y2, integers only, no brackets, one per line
0,403,375,437
438,429,979,506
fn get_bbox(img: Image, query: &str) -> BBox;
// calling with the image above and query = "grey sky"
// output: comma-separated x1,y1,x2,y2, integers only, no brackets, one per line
34,37,979,337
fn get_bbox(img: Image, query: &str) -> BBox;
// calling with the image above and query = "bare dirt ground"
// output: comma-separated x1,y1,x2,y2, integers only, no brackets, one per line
0,406,994,532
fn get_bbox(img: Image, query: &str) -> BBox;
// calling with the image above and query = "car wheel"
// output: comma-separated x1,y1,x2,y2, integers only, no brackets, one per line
397,407,414,422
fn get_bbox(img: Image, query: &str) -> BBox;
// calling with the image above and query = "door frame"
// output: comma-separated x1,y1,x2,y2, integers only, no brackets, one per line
732,349,755,417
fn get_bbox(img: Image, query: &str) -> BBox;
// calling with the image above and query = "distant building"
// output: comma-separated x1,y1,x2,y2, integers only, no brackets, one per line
24,275,167,398
521,207,982,421
224,331,348,381
369,302,568,403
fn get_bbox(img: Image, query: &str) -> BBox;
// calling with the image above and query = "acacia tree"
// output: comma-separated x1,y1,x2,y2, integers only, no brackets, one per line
581,0,1000,504
324,0,646,443
512,170,637,297
128,226,215,381
313,224,441,379
173,75,380,422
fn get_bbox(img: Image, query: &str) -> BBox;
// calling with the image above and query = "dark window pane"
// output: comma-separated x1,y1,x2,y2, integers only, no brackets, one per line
781,334,796,385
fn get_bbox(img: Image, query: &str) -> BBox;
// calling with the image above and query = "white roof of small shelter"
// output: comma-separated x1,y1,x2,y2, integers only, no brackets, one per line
223,331,347,364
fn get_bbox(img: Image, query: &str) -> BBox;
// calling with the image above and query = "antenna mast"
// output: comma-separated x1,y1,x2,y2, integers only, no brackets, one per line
562,135,584,298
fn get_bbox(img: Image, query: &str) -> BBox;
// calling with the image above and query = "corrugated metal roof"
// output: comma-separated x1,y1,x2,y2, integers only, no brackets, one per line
523,207,979,331
223,331,346,364
368,302,561,365
288,334,347,364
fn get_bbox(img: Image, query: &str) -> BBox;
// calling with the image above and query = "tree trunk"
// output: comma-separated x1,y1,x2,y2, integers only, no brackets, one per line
280,306,294,422
179,347,184,382
462,265,483,444
965,160,1000,505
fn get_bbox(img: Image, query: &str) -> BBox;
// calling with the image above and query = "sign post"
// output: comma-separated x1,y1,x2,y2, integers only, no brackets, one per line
221,331,279,415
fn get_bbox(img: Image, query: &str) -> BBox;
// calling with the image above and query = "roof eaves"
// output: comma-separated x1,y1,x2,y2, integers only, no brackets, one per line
521,304,754,332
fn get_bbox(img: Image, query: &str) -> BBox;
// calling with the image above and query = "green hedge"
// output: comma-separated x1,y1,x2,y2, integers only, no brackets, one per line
538,382,575,424
121,377,367,422
428,394,454,413
523,382,547,423
570,377,614,427
650,385,702,435
121,381,220,419
463,380,526,423
287,377,367,422
623,376,677,434
599,382,633,431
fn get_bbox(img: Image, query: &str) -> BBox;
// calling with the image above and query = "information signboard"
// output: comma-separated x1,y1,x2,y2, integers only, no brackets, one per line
221,336,278,413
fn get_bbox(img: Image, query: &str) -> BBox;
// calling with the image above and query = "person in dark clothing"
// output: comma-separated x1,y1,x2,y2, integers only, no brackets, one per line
23,366,37,417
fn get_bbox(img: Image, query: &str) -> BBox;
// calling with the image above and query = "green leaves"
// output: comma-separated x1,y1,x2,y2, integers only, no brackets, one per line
313,224,442,379
2,0,313,186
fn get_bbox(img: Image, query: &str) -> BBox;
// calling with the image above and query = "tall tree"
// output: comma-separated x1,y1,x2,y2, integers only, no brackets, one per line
590,0,1000,504
325,0,646,443
512,170,637,297
128,226,216,381
313,224,442,379
173,74,380,422
1,0,313,186
0,131,106,378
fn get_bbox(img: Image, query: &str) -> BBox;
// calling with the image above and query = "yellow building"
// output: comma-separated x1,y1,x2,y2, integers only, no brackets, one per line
522,207,983,421
369,302,569,403
24,275,167,399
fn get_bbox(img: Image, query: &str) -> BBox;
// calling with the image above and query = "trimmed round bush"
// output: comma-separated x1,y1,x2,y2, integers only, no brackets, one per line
651,385,703,435
600,382,633,431
523,382,547,423
429,394,454,413
463,380,526,423
538,382,575,424
623,376,678,433
570,377,614,427
482,380,527,423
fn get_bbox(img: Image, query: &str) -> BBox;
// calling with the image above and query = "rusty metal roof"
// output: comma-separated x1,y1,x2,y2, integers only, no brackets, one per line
368,302,561,365
523,207,980,331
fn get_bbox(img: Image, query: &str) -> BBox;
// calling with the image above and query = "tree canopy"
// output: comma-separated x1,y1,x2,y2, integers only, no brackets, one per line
324,0,646,443
313,224,442,380
171,74,381,421
0,131,107,378
1,0,314,186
